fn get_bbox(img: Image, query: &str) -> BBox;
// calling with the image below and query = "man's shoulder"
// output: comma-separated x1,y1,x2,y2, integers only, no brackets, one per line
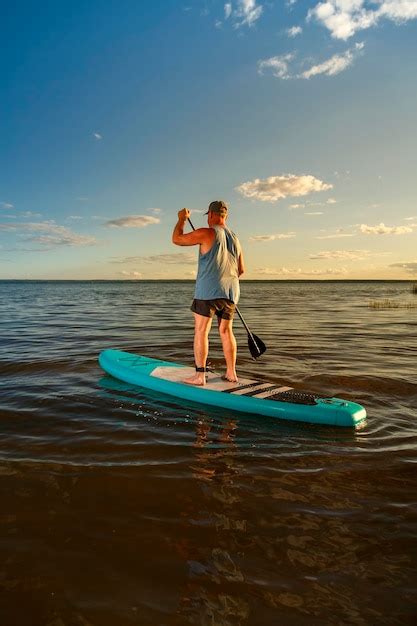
195,227,215,242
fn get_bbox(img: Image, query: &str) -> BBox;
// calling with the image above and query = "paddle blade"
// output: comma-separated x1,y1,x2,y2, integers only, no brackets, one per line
248,333,266,359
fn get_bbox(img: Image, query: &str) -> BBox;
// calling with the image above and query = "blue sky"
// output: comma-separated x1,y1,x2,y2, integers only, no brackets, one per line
1,0,417,279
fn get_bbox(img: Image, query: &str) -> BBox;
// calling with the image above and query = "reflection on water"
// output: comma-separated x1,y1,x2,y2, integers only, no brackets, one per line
0,280,416,624
179,416,249,625
174,412,416,625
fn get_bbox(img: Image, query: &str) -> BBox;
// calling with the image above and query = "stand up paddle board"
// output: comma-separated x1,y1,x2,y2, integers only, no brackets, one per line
98,350,366,427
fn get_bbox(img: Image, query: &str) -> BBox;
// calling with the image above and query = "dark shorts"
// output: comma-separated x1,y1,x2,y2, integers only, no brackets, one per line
191,298,236,321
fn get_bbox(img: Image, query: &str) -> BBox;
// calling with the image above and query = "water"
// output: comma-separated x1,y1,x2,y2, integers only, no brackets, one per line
0,280,416,625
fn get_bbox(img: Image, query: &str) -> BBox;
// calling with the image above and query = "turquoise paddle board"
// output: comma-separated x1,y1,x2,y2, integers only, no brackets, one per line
98,350,366,427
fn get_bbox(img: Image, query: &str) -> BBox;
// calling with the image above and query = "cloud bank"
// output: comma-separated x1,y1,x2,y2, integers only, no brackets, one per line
390,261,417,275
309,249,371,260
255,266,348,276
360,222,413,235
110,252,195,265
250,233,296,241
0,220,97,248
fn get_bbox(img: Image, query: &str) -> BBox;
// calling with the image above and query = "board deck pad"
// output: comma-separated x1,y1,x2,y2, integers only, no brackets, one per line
150,365,293,396
98,349,367,427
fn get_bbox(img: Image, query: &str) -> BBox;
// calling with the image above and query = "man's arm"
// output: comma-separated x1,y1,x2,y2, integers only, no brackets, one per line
172,209,211,247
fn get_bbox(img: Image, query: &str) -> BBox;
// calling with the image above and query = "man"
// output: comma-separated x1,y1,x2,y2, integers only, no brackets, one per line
172,200,245,386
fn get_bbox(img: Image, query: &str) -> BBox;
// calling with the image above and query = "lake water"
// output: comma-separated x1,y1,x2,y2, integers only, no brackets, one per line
0,280,416,625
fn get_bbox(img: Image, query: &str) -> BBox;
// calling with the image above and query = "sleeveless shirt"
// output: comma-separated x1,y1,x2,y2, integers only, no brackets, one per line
194,226,241,303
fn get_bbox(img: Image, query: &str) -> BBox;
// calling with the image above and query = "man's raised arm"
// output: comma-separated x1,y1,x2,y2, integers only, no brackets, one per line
172,209,209,247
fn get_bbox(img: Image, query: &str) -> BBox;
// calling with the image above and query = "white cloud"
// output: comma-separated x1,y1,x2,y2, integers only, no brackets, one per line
142,253,196,265
404,216,417,221
287,25,303,36
290,203,305,209
225,3,232,19
299,42,364,78
308,0,417,41
250,232,296,241
379,0,417,21
305,211,324,215
28,234,97,246
234,0,263,27
258,43,364,79
390,261,417,274
0,202,14,209
360,222,413,235
326,197,337,204
93,132,102,140
0,220,97,247
236,174,333,202
258,54,295,79
105,215,160,228
309,249,371,260
119,270,143,278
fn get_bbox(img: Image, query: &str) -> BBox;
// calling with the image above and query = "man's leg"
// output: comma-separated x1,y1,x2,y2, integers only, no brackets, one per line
184,312,213,386
218,317,238,383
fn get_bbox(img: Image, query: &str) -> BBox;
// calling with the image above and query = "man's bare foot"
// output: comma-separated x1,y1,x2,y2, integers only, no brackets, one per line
183,373,206,386
221,373,238,383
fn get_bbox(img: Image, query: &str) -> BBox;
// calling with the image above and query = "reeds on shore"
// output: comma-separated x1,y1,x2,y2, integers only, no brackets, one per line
369,299,417,309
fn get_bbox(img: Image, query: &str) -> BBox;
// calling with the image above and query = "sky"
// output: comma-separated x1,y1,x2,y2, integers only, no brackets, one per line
1,0,417,280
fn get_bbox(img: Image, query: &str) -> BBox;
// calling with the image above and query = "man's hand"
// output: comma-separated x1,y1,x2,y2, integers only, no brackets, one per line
178,208,191,221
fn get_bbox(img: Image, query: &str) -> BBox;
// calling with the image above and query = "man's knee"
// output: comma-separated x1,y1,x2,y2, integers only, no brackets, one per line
218,320,234,336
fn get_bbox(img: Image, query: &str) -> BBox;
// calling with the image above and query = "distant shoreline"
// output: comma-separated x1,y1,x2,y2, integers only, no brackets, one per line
0,279,415,284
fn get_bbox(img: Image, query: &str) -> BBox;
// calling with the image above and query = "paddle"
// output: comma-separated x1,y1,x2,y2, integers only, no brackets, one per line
187,217,266,359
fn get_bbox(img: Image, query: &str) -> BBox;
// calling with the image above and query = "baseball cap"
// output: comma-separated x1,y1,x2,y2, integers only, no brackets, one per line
205,200,228,216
